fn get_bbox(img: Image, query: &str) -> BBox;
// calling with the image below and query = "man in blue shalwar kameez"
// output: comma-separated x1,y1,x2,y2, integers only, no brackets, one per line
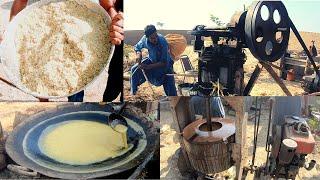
131,25,177,96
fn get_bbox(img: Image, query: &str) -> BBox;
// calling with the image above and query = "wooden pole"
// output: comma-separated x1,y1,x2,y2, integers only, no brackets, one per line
224,97,250,180
169,97,195,171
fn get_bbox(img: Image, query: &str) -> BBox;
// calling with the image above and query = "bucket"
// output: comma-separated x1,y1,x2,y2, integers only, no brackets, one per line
178,83,197,96
287,69,295,81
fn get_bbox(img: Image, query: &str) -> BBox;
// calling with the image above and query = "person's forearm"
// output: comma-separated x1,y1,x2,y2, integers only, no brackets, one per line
99,0,117,18
10,0,28,21
136,52,142,63
147,62,166,69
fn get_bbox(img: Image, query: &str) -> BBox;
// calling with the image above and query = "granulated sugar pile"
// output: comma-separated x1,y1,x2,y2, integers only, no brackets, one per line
15,0,111,96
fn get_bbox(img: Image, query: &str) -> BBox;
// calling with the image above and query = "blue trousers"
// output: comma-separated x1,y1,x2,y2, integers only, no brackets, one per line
68,90,84,102
130,59,177,96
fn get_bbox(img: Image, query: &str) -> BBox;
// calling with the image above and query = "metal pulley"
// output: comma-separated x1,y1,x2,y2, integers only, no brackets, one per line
245,1,290,62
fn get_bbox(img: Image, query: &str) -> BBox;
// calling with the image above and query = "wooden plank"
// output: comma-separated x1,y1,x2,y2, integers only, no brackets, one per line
284,60,306,67
169,97,195,172
236,98,249,180
145,101,159,114
184,136,234,174
224,97,250,180
237,112,248,180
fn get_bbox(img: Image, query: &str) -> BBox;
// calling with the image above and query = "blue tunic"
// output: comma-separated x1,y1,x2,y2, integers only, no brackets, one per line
134,34,174,73
130,34,177,96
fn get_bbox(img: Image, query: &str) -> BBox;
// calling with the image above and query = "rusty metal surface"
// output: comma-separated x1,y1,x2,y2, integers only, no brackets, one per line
261,62,292,96
183,118,235,144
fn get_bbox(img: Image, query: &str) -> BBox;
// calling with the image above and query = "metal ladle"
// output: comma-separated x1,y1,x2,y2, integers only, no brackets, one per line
108,103,128,131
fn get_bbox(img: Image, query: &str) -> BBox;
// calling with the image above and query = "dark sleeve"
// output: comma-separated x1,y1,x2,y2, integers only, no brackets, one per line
103,43,123,102
114,0,123,12
103,0,123,102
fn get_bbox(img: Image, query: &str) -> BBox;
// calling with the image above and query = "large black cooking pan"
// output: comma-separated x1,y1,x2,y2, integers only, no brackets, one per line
5,103,158,179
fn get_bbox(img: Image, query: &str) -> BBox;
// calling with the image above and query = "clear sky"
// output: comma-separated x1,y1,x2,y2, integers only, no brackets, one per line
124,0,320,32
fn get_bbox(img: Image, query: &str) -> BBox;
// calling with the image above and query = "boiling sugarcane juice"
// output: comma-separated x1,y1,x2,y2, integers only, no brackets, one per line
39,120,131,165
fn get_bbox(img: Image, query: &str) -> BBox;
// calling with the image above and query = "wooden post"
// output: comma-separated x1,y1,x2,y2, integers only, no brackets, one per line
169,97,195,171
224,97,251,180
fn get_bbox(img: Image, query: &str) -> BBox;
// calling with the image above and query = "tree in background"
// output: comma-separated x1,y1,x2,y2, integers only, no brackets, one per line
209,15,225,27
156,22,164,29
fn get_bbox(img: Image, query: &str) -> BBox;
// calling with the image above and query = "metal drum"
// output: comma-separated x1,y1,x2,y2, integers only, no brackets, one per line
279,138,297,165
182,118,235,174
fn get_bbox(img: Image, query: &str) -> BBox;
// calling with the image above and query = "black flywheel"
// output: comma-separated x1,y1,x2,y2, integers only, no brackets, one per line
245,1,290,62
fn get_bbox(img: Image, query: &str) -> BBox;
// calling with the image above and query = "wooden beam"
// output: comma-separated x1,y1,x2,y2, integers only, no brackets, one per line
169,97,195,171
224,97,251,180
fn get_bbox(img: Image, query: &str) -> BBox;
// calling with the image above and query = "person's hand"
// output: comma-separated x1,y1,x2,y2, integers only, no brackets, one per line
139,64,150,70
136,52,142,63
99,0,124,45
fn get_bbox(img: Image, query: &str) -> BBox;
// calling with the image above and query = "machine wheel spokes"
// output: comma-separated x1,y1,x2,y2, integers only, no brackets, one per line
245,1,290,62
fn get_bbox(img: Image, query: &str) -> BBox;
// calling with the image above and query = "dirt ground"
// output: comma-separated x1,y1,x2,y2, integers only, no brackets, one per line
0,102,160,179
243,51,305,96
123,44,306,100
160,98,320,180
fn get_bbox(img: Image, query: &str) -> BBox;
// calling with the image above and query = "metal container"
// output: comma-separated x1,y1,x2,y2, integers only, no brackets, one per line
5,104,158,179
279,138,297,165
182,118,235,174
0,0,115,99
